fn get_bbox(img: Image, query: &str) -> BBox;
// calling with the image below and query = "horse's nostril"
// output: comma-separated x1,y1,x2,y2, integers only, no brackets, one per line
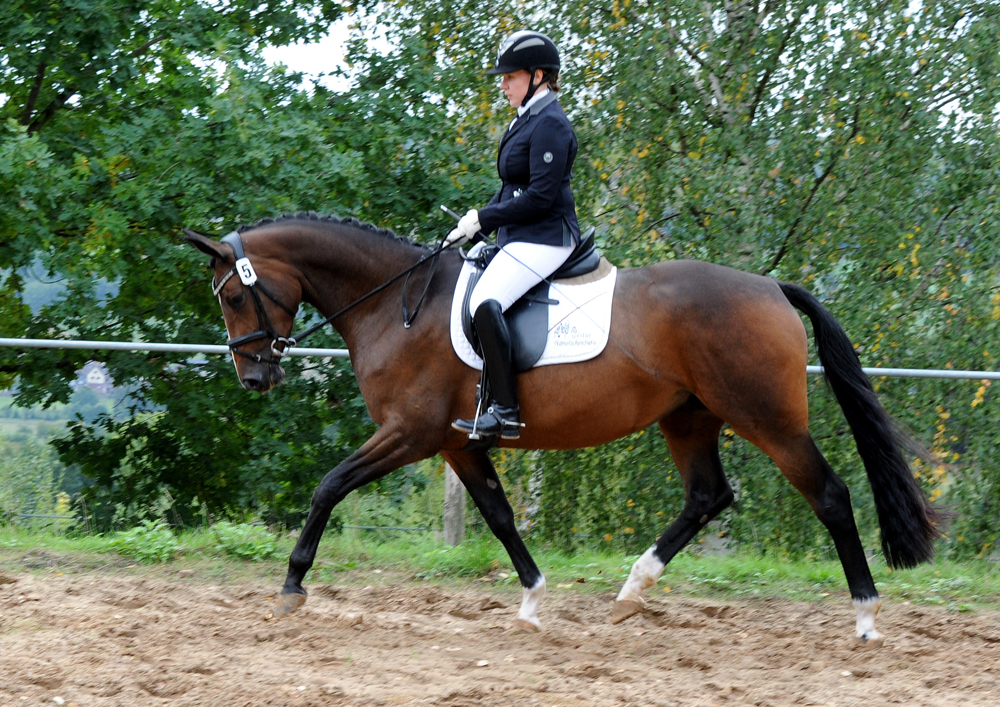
242,375,265,391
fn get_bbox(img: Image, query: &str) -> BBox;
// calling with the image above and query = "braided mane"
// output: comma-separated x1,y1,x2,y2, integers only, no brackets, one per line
236,211,429,250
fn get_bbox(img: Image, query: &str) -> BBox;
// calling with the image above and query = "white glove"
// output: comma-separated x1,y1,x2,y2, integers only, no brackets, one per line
444,209,480,248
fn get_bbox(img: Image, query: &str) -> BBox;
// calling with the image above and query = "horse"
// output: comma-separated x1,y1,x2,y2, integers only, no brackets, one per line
184,213,938,646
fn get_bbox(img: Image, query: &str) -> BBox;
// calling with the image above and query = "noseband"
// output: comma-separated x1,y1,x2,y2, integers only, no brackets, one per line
212,231,298,364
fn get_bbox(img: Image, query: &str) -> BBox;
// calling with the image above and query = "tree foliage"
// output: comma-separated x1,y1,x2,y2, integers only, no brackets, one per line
565,0,1000,560
350,0,1000,559
0,0,374,528
1,1,998,558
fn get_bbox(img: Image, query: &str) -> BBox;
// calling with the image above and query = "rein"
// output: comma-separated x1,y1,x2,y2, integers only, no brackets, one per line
213,231,446,362
401,245,441,329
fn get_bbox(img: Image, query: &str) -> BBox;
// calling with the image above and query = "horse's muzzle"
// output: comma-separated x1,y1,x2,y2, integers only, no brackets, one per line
241,363,285,392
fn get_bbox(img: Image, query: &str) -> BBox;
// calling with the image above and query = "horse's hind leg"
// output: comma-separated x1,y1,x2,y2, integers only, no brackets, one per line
613,397,734,624
757,431,883,646
442,449,546,631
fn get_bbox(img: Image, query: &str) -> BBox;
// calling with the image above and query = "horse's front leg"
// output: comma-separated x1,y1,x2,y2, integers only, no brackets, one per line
442,449,546,631
273,427,425,617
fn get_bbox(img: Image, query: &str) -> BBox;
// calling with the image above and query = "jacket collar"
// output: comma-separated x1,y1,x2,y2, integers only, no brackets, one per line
517,88,552,117
525,90,558,116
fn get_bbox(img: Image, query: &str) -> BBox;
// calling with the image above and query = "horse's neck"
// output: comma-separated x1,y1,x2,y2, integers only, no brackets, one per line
290,226,423,346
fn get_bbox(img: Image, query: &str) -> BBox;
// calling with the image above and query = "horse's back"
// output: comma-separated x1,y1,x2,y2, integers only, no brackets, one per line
619,258,804,338
628,258,789,309
610,259,811,432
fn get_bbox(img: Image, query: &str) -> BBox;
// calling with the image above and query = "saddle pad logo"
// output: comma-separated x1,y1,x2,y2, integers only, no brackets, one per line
551,321,599,349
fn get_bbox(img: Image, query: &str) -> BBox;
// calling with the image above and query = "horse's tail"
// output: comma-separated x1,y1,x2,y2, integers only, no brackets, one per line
778,281,939,569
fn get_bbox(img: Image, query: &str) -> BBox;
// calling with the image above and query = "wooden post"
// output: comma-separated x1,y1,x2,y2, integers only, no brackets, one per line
443,463,466,546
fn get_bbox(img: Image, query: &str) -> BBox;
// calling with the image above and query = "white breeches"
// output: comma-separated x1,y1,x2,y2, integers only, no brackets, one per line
469,241,575,314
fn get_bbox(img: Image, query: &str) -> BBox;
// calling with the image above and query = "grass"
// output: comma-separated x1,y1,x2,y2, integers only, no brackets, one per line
2,526,1000,612
311,533,1000,611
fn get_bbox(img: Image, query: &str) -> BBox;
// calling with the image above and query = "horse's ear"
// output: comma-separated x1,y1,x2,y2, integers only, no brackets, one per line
184,229,235,262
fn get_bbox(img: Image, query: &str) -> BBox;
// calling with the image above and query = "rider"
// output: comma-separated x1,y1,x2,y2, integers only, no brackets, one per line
446,30,581,440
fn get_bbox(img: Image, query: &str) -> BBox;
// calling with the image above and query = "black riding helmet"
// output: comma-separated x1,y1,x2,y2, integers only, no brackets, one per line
486,30,560,106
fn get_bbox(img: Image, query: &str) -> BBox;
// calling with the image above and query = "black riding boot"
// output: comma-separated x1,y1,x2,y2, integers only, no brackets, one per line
452,299,522,440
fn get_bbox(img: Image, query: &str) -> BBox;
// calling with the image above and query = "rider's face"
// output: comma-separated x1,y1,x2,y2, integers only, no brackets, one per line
500,69,544,108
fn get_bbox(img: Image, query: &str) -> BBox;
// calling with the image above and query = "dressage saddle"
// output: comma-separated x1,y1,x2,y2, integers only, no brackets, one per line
461,227,601,372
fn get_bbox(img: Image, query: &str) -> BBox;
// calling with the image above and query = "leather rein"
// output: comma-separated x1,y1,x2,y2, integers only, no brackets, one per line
211,231,445,364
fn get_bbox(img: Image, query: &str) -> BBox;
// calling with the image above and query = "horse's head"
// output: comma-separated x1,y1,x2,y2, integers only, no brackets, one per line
185,229,302,393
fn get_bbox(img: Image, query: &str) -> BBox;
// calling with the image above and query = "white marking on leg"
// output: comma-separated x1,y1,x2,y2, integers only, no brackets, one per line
853,597,883,645
517,575,546,629
615,546,666,605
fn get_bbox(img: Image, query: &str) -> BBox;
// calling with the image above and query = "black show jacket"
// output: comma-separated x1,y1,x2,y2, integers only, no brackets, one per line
477,92,581,247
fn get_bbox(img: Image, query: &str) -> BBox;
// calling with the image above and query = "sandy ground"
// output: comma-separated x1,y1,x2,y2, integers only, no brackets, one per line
2,552,999,707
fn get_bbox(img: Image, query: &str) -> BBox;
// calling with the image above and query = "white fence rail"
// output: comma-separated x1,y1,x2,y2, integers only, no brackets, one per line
0,337,348,359
805,365,999,380
1,337,999,379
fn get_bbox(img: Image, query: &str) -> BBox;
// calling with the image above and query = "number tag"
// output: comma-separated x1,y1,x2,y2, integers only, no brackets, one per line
235,258,257,286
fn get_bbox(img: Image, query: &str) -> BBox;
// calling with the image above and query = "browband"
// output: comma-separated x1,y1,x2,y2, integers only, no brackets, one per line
211,232,246,296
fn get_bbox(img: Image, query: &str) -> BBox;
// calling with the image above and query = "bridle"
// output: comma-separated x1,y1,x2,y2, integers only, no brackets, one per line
211,230,449,366
212,231,298,365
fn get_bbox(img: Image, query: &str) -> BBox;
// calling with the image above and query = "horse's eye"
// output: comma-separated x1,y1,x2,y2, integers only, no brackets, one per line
227,292,246,308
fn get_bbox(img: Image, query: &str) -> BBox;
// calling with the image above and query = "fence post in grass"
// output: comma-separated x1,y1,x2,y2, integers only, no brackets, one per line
443,463,466,546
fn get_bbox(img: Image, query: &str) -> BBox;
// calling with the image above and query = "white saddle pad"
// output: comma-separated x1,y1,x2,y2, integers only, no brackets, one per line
450,242,618,371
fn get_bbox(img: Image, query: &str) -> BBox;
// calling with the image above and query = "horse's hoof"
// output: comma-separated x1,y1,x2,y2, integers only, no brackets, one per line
611,599,645,625
512,618,540,633
271,591,307,619
855,632,885,649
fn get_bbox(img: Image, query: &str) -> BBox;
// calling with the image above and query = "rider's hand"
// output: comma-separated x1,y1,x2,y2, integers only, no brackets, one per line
444,209,480,248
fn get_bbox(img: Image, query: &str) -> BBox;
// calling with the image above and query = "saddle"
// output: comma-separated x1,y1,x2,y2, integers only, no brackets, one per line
461,227,602,372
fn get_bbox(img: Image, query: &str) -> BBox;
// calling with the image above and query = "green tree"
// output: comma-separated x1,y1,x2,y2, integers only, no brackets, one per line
0,1,372,528
558,0,1000,558
0,0,507,530
345,0,1000,557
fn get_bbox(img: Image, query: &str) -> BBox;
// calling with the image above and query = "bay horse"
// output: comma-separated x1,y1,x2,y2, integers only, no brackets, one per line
185,213,938,646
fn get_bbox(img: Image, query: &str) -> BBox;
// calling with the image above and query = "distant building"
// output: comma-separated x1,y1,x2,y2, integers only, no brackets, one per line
73,361,114,395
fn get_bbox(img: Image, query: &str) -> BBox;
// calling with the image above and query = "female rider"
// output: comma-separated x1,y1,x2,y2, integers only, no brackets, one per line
445,30,581,440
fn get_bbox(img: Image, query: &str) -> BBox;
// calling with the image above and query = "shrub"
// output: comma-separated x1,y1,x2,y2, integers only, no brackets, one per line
109,520,179,563
211,521,280,561
414,535,507,579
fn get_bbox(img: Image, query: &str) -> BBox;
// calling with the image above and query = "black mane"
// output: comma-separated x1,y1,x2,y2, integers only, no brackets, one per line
236,211,429,251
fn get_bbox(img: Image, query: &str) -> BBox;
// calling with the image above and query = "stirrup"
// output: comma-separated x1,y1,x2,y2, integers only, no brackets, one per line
452,405,522,440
